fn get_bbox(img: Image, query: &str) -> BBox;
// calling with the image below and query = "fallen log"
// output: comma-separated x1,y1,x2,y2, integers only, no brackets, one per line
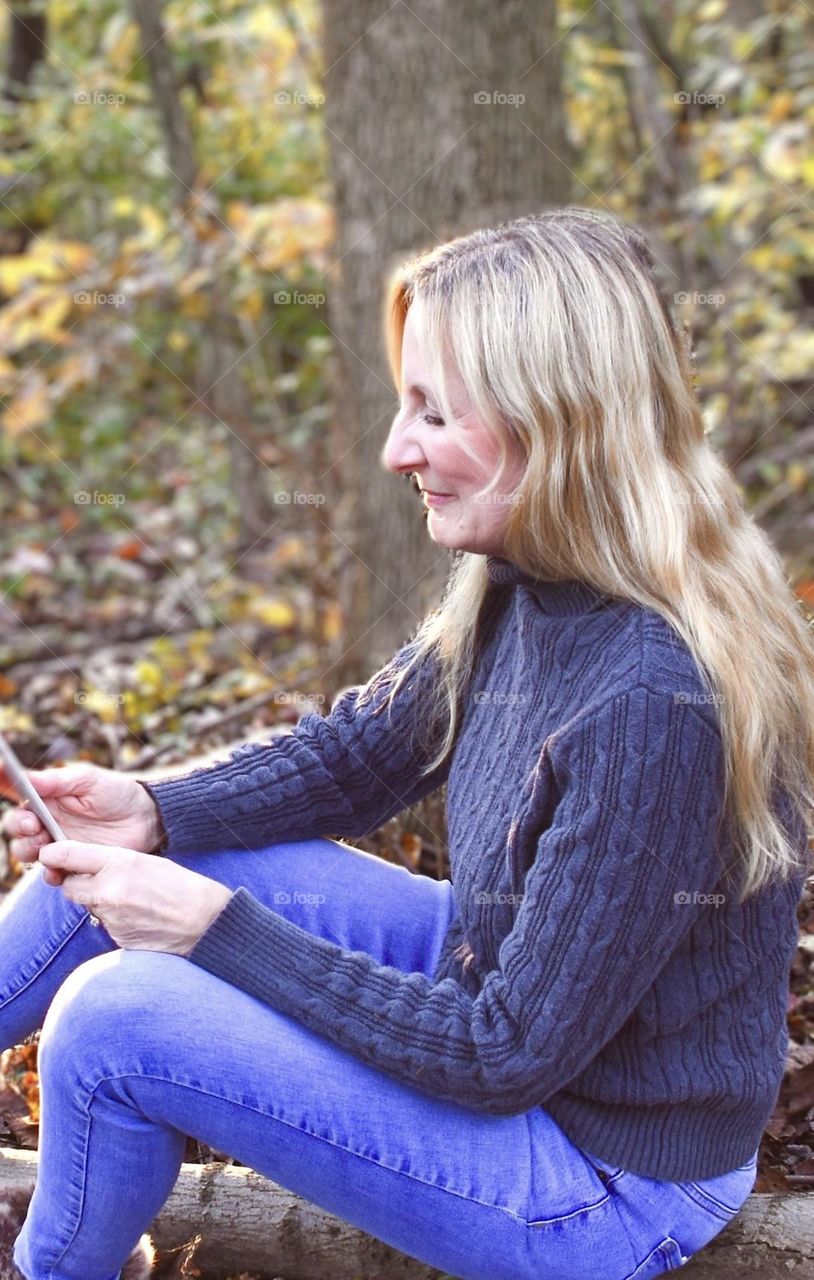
682,1188,814,1276
0,1148,441,1278
1,1147,813,1278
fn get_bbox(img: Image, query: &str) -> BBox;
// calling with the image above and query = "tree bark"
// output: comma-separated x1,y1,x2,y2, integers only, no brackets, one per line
2,1148,813,1278
129,0,277,550
321,0,573,684
3,0,47,103
0,1,49,253
0,1149,443,1278
128,0,198,202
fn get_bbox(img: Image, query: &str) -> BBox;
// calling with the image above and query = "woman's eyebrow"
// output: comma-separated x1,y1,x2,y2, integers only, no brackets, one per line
405,382,464,415
406,382,436,401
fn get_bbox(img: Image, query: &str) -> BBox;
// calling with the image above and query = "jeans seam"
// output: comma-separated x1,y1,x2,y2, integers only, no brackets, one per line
74,1071,537,1226
35,1074,95,1278
622,1236,684,1279
523,1110,617,1228
670,1181,738,1221
524,1190,611,1228
0,904,89,1010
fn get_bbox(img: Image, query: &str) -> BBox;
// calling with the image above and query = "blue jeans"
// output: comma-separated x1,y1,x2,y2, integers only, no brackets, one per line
0,837,758,1280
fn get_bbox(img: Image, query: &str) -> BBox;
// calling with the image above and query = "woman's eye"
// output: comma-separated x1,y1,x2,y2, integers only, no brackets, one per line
422,412,445,427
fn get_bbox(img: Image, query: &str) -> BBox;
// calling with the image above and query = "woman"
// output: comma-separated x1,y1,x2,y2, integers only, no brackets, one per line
1,206,812,1280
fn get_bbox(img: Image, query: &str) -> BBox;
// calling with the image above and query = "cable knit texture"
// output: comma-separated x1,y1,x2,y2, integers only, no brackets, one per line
141,556,807,1181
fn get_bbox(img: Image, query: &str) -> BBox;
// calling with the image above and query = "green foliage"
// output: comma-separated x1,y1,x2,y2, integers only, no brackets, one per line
564,0,813,511
0,0,330,525
0,0,811,752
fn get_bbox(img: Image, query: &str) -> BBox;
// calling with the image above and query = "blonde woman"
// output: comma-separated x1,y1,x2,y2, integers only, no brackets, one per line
1,207,812,1280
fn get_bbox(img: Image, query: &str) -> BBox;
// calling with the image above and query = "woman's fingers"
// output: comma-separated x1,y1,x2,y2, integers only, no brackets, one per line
3,805,40,838
2,806,65,881
9,831,49,862
2,805,45,862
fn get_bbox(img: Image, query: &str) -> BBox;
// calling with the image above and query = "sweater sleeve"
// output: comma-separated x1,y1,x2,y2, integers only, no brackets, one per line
138,642,450,856
184,686,729,1113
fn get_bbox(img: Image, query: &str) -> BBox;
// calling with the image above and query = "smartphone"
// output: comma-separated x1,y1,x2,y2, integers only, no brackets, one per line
0,732,67,842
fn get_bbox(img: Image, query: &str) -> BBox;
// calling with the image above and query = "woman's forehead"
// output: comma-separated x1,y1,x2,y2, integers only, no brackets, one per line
402,305,469,411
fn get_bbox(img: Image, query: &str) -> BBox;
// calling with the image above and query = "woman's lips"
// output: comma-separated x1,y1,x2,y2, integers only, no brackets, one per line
422,491,456,507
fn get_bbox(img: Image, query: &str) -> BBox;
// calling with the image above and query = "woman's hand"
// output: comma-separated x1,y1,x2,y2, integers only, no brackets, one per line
38,840,232,956
1,763,165,882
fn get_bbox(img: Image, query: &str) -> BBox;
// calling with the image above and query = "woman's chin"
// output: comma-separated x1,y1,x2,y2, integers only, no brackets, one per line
426,528,482,555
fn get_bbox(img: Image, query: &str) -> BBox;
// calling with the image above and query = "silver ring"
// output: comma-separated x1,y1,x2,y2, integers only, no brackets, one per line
88,912,101,928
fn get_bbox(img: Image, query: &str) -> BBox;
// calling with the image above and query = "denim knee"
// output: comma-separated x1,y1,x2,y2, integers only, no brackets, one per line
38,951,186,1082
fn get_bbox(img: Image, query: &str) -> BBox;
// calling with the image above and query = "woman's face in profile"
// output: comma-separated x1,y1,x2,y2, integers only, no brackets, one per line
382,302,526,558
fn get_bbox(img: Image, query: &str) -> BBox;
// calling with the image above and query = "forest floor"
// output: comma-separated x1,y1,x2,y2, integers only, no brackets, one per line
0,514,812,1278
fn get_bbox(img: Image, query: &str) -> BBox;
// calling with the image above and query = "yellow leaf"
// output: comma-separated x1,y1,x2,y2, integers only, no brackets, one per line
745,245,776,272
247,597,297,628
178,267,213,298
80,689,122,724
52,351,96,394
0,708,34,733
753,330,814,380
37,293,72,342
131,658,164,694
787,462,809,491
320,599,344,645
767,92,795,123
0,286,72,350
733,30,757,58
698,148,724,182
245,7,287,39
167,329,189,352
0,241,93,294
245,197,334,274
138,205,166,243
112,196,137,218
179,292,211,319
238,288,264,320
592,47,637,66
55,241,94,273
0,254,60,294
101,13,139,64
270,534,307,568
1,380,50,434
226,201,251,233
120,234,147,256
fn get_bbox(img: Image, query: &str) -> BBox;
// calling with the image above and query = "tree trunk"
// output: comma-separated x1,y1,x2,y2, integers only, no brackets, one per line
0,1149,443,1278
128,0,197,202
197,296,280,553
129,0,277,550
3,0,47,103
0,1,49,253
321,0,573,684
2,1148,813,1278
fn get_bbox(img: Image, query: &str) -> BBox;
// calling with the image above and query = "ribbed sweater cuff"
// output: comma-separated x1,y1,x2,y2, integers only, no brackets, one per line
186,886,322,997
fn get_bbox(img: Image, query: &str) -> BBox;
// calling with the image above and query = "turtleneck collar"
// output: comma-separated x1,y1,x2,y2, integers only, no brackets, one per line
486,556,614,617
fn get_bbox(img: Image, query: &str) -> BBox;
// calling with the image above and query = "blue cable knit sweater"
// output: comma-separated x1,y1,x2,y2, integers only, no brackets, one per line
141,556,808,1182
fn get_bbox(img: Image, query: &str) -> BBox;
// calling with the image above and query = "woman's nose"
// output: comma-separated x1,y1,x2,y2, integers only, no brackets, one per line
381,416,425,475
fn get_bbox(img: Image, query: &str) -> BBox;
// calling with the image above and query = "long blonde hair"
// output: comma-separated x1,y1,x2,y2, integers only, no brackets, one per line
359,206,814,903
